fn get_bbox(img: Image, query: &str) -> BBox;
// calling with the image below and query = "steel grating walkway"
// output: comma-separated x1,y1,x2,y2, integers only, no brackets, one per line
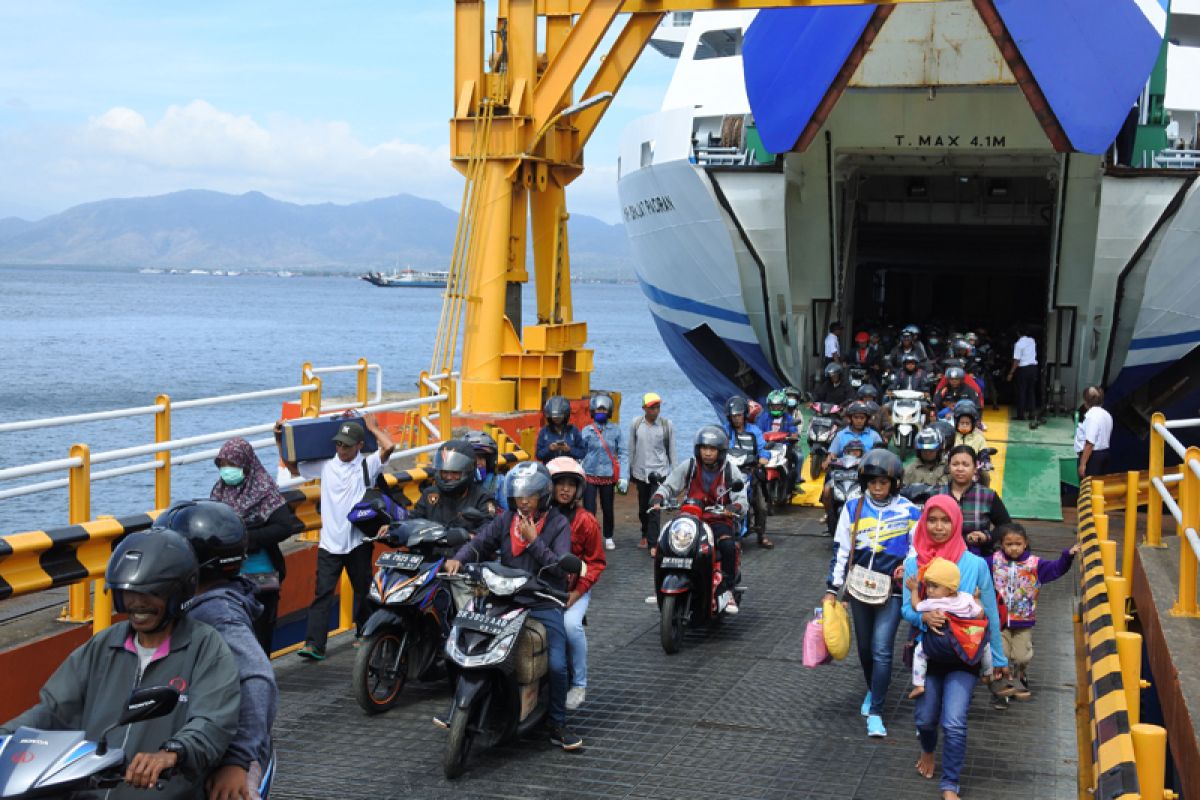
269,506,1079,799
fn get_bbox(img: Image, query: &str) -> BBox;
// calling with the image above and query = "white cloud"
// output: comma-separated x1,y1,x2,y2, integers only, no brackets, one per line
0,99,624,222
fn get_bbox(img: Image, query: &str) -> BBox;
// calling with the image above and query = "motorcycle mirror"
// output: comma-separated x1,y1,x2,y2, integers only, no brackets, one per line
730,480,745,492
98,686,180,756
443,527,470,548
984,448,998,457
558,553,584,575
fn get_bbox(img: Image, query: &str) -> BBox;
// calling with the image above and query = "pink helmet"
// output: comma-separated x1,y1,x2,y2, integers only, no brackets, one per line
546,456,585,504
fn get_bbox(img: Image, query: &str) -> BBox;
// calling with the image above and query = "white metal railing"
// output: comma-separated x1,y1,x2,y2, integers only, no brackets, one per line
693,145,750,166
1151,148,1200,169
306,362,383,410
0,404,165,434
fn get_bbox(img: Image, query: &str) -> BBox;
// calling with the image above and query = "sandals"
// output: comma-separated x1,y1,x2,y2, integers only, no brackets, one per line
757,537,775,549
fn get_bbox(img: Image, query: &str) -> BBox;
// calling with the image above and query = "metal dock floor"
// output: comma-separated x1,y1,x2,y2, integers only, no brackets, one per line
269,507,1079,799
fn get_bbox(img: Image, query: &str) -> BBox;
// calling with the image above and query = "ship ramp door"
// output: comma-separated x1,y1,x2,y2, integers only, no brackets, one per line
840,166,1057,349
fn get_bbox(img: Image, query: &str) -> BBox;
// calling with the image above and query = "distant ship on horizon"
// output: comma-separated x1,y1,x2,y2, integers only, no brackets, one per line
361,268,448,288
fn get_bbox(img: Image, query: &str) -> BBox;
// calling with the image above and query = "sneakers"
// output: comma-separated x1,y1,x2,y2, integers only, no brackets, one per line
548,725,583,751
860,692,873,717
432,712,450,729
866,714,887,737
719,592,739,615
566,687,586,710
604,539,616,551
296,644,326,661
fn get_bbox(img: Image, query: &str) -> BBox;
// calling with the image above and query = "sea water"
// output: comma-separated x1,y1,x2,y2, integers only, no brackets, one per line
0,265,714,534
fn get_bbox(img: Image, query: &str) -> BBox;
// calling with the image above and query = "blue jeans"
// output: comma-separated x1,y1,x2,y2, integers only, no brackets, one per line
563,591,591,688
529,608,569,727
849,595,902,716
915,667,976,794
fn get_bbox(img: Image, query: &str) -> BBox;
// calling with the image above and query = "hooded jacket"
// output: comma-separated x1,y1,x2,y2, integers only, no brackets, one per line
184,579,276,771
1,615,240,799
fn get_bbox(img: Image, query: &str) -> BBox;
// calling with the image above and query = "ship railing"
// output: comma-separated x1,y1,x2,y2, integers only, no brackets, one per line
693,145,750,166
1079,411,1199,798
0,360,461,632
1150,148,1200,169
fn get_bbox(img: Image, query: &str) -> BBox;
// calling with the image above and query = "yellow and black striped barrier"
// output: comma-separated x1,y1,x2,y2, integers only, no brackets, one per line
1075,479,1140,799
0,424,529,607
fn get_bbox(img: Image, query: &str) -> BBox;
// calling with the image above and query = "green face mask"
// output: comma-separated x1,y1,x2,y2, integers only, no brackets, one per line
219,466,245,486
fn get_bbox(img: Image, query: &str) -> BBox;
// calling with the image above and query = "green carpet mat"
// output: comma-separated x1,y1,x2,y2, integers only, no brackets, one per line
1001,444,1064,520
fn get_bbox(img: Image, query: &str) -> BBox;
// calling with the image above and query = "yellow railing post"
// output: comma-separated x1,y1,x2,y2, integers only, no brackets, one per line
154,394,171,510
1148,412,1166,546
417,370,431,453
1106,575,1130,634
1115,632,1146,726
338,570,354,632
356,357,369,407
1099,539,1118,577
1124,471,1139,576
62,444,92,623
1131,724,1179,800
1173,446,1200,616
438,376,453,444
300,362,321,417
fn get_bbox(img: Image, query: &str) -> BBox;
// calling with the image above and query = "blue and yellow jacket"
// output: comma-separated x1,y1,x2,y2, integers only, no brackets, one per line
827,494,919,591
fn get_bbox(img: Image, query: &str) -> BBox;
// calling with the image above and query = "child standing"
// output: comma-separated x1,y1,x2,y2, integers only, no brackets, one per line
905,557,991,698
990,523,1079,700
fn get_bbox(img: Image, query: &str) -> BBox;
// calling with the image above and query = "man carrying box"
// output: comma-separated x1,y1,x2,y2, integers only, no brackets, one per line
276,413,395,661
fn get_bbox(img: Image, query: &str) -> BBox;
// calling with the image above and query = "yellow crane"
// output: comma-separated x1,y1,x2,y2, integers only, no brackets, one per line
443,0,941,414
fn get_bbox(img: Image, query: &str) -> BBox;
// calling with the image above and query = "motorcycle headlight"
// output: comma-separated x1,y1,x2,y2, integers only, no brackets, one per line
482,567,529,596
667,518,699,554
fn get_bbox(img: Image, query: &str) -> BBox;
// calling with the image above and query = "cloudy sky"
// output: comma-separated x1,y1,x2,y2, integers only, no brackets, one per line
0,2,1197,224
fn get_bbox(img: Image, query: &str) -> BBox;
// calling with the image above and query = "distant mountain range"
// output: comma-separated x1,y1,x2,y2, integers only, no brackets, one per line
0,190,634,279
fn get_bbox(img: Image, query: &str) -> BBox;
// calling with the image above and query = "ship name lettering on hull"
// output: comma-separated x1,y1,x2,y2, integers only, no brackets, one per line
623,195,676,222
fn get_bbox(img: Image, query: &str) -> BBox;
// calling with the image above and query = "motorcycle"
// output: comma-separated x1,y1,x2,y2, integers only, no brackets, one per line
654,492,745,654
806,403,842,479
440,554,584,779
352,516,475,714
0,686,192,799
888,390,926,458
825,456,862,537
847,366,868,390
761,431,796,508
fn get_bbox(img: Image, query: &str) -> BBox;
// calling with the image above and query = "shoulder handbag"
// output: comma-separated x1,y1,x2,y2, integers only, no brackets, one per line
840,499,892,605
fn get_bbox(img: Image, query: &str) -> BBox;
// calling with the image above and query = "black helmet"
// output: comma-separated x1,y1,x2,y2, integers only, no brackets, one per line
543,395,571,425
953,338,971,355
915,426,944,453
432,439,477,495
783,386,802,400
589,393,614,417
858,449,903,496
933,419,956,444
155,499,247,583
725,396,749,420
824,362,844,380
107,529,198,627
505,461,553,512
464,429,498,471
901,352,920,367
846,400,871,419
694,425,729,465
945,366,966,382
857,384,878,400
953,400,979,424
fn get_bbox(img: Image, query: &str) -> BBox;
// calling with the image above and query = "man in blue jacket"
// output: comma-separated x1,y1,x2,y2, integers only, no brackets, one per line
444,461,581,751
723,396,772,548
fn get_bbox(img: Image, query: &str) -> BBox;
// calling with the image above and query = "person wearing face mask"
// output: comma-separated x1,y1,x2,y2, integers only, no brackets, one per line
580,393,628,551
211,437,303,654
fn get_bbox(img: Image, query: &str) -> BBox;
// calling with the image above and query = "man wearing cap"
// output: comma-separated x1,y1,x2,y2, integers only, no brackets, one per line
277,413,395,661
628,393,677,551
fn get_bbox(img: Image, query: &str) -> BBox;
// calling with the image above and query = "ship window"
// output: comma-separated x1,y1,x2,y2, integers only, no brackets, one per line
694,29,742,60
641,141,654,168
670,12,693,27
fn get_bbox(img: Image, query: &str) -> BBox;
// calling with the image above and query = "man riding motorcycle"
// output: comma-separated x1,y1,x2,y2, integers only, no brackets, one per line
465,429,506,511
849,331,883,381
762,389,801,491
650,426,750,613
932,366,982,418
411,439,498,528
902,426,949,487
857,384,892,444
888,352,929,394
724,396,773,549
814,362,856,407
887,324,930,371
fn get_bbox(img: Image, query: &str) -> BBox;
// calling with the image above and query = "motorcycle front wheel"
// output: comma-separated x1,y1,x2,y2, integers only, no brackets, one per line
809,450,825,480
352,630,409,714
660,594,685,654
443,704,474,779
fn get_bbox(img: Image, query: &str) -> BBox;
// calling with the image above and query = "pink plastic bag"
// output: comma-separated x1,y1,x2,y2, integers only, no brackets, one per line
803,613,832,668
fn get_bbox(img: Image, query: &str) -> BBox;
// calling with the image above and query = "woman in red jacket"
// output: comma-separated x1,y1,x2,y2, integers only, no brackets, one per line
548,457,607,711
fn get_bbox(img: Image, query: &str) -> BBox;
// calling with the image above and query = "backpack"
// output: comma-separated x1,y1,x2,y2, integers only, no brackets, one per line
921,613,990,667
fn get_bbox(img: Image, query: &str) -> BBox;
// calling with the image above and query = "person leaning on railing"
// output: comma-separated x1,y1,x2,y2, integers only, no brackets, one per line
211,436,304,654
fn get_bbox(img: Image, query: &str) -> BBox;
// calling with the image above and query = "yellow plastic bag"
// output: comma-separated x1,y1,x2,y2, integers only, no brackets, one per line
822,595,851,661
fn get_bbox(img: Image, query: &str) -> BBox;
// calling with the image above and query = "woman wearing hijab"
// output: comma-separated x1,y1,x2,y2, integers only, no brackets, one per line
901,495,1009,800
212,437,303,653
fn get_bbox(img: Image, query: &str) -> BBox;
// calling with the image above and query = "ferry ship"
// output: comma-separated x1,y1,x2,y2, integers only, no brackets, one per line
361,268,449,288
618,0,1200,464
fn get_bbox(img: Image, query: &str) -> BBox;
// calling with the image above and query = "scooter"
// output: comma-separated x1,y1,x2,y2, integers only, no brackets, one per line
825,456,862,536
847,366,868,390
352,517,472,714
761,431,796,508
0,686,189,798
806,403,842,479
440,554,584,779
888,390,925,458
653,492,745,654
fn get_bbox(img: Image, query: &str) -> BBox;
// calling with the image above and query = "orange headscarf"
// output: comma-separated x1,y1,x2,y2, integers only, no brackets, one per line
912,494,966,568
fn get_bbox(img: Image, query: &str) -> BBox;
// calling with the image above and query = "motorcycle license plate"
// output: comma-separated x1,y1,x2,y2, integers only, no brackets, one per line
661,557,692,569
455,611,507,635
376,551,424,571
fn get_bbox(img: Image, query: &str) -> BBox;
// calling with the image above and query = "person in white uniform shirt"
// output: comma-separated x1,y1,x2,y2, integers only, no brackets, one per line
277,413,395,661
825,320,843,366
1075,386,1113,478
1007,325,1039,421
